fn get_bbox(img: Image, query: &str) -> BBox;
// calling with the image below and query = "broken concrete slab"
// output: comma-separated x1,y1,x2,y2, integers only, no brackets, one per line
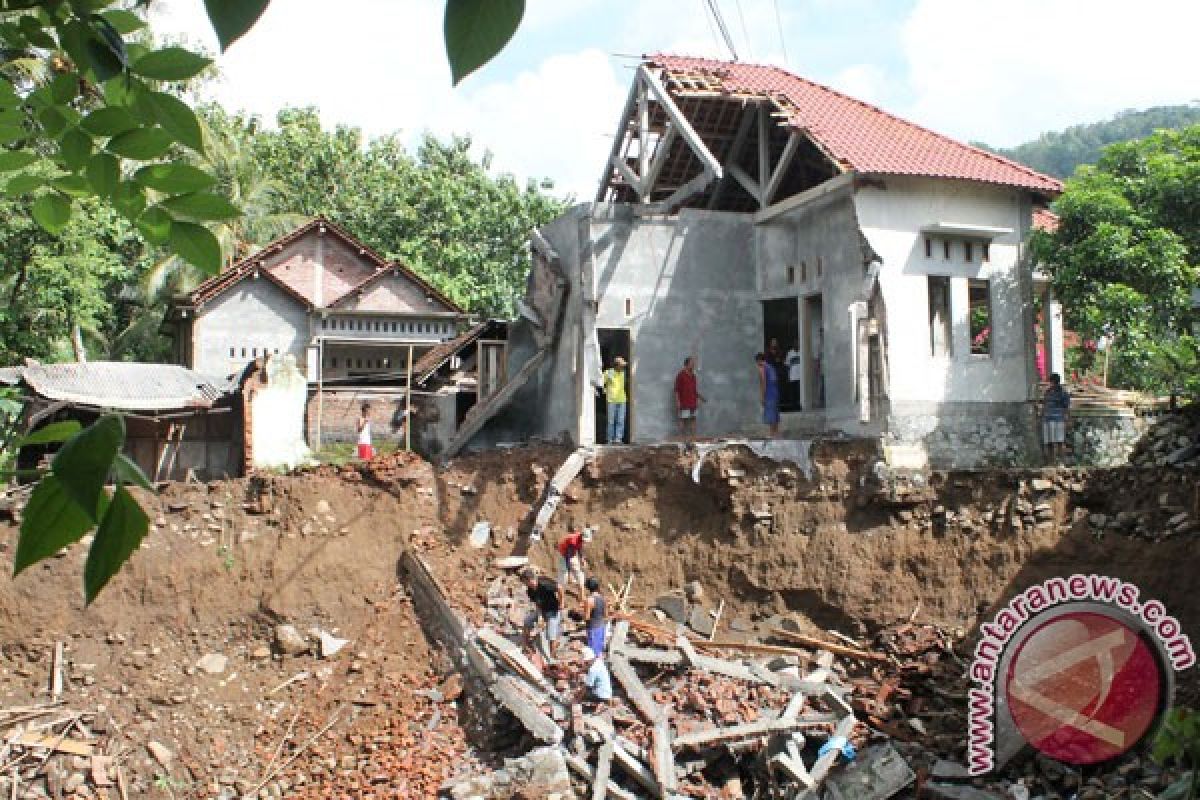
823,744,914,800
194,653,227,675
655,593,688,625
687,605,715,638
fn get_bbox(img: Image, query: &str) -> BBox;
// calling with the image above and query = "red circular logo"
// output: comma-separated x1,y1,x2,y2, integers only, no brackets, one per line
1005,611,1163,765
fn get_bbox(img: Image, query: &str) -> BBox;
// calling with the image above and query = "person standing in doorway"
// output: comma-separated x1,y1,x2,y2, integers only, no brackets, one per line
674,357,706,443
356,402,374,461
1041,372,1071,463
603,356,628,443
784,341,803,411
756,353,781,438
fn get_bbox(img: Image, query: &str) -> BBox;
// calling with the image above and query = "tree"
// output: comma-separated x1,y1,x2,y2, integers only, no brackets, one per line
1035,125,1200,392
5,0,531,603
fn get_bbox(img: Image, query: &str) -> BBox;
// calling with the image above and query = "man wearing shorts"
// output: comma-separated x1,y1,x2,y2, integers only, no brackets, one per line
1042,372,1071,463
674,357,706,442
522,568,564,658
556,527,591,596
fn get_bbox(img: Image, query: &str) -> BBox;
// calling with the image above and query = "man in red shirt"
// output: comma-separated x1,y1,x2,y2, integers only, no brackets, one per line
556,526,592,595
674,357,706,442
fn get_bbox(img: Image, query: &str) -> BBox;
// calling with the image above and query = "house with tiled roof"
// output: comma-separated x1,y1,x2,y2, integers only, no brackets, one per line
459,55,1066,468
167,218,467,446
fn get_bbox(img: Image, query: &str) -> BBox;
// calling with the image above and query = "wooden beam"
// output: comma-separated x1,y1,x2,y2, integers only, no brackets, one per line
727,164,761,203
564,753,638,800
709,103,758,209
673,714,838,751
610,653,661,724
404,344,413,450
640,123,677,200
770,628,888,663
651,713,678,794
637,82,650,178
764,131,802,206
596,78,642,201
611,157,643,198
637,65,722,180
593,739,614,800
757,103,770,207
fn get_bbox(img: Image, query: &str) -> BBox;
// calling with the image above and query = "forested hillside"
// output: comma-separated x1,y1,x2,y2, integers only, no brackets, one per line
979,104,1200,177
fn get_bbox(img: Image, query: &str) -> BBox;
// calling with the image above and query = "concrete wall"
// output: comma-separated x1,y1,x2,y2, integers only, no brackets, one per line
589,205,760,442
755,184,872,434
192,278,309,378
854,176,1039,466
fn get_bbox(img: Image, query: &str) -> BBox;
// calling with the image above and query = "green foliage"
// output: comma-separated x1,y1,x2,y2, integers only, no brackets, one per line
979,104,1200,178
444,0,525,85
1036,125,1200,392
1154,707,1200,800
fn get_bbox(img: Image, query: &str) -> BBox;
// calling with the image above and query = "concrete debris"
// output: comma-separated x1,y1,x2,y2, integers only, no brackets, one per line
194,653,228,674
274,623,310,655
316,630,350,658
654,593,689,625
146,740,174,768
469,520,492,548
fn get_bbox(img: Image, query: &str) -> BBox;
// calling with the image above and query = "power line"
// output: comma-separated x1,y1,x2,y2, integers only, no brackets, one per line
732,0,754,61
699,0,721,51
704,0,738,61
772,0,789,66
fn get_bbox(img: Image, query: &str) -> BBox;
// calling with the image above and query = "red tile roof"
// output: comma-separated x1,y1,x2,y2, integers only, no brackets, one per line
1032,207,1060,232
645,55,1063,195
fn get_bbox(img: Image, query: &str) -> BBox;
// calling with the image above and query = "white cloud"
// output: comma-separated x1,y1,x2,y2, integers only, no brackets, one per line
900,0,1200,146
827,64,888,105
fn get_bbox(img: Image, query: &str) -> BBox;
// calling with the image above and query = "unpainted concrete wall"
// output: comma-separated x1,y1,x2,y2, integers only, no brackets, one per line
588,205,761,442
192,278,308,378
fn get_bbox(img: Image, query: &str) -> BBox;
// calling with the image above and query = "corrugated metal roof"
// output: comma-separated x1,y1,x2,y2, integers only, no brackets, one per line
646,55,1063,195
7,362,230,411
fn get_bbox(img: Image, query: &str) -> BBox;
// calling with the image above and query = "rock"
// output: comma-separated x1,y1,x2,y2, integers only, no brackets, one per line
251,645,272,660
274,624,309,656
655,593,688,624
439,673,463,702
318,631,350,658
931,760,971,781
63,773,85,793
729,616,754,633
1088,513,1107,527
469,521,491,549
1029,478,1054,492
684,580,705,602
147,741,173,768
315,499,331,515
195,653,228,674
687,605,715,638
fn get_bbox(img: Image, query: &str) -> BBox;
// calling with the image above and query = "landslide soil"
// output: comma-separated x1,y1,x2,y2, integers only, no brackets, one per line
0,441,1196,797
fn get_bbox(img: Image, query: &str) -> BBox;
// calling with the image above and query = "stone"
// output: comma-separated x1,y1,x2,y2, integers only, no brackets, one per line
469,521,491,549
251,645,272,660
63,773,85,793
684,580,705,602
1029,478,1054,492
195,653,228,674
274,624,309,656
147,741,173,768
655,593,688,624
318,631,350,658
315,499,331,515
687,605,715,638
931,760,971,781
1088,513,1107,528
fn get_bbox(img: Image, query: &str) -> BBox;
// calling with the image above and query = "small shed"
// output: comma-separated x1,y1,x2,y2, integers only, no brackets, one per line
1,361,240,481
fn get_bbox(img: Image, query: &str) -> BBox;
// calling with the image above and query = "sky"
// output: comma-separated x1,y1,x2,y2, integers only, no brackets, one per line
149,0,1200,199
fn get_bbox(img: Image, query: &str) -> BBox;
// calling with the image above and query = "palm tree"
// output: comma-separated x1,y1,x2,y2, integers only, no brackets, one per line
141,116,307,297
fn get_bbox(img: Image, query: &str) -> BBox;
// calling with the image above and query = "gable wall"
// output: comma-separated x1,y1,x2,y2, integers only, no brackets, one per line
265,232,378,306
337,271,456,314
192,278,309,378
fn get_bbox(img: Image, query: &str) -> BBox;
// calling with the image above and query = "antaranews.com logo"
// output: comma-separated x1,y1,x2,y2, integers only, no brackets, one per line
968,574,1195,775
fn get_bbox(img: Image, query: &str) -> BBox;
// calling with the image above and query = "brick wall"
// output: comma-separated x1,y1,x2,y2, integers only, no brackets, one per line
306,389,410,447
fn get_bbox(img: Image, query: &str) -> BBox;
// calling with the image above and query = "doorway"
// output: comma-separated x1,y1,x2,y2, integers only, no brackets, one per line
803,295,825,410
595,328,632,444
762,298,801,411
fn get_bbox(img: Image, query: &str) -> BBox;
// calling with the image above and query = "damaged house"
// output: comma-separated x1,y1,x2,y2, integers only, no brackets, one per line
166,218,467,448
463,55,1066,468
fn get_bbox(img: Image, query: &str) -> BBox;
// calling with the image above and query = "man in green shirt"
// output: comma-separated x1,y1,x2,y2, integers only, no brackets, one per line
603,356,628,443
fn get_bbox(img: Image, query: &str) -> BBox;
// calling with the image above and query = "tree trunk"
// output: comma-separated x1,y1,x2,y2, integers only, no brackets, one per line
71,322,87,363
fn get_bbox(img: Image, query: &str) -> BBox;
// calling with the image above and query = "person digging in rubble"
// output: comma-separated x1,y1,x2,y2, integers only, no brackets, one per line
582,576,608,654
522,568,564,658
1041,372,1071,463
579,646,612,708
603,356,628,443
556,526,591,596
674,356,706,443
356,402,374,460
756,352,781,438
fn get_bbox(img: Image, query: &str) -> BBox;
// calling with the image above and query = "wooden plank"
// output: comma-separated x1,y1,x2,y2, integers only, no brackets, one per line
795,715,859,798
727,164,760,204
564,752,637,800
770,628,888,663
593,739,615,800
475,627,551,690
11,732,93,756
49,642,63,699
641,123,677,199
596,77,643,201
610,653,661,724
764,131,802,205
709,102,757,209
638,65,723,179
651,713,678,794
672,713,839,751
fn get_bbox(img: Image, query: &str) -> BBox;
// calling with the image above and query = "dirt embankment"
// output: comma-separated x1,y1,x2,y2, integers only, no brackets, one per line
0,441,1195,797
435,442,1200,640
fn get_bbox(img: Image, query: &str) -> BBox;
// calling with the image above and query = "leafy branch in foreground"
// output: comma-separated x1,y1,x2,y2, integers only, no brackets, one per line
11,414,151,604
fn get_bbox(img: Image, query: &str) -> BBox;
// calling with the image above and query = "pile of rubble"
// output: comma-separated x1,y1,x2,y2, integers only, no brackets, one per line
1128,406,1200,468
